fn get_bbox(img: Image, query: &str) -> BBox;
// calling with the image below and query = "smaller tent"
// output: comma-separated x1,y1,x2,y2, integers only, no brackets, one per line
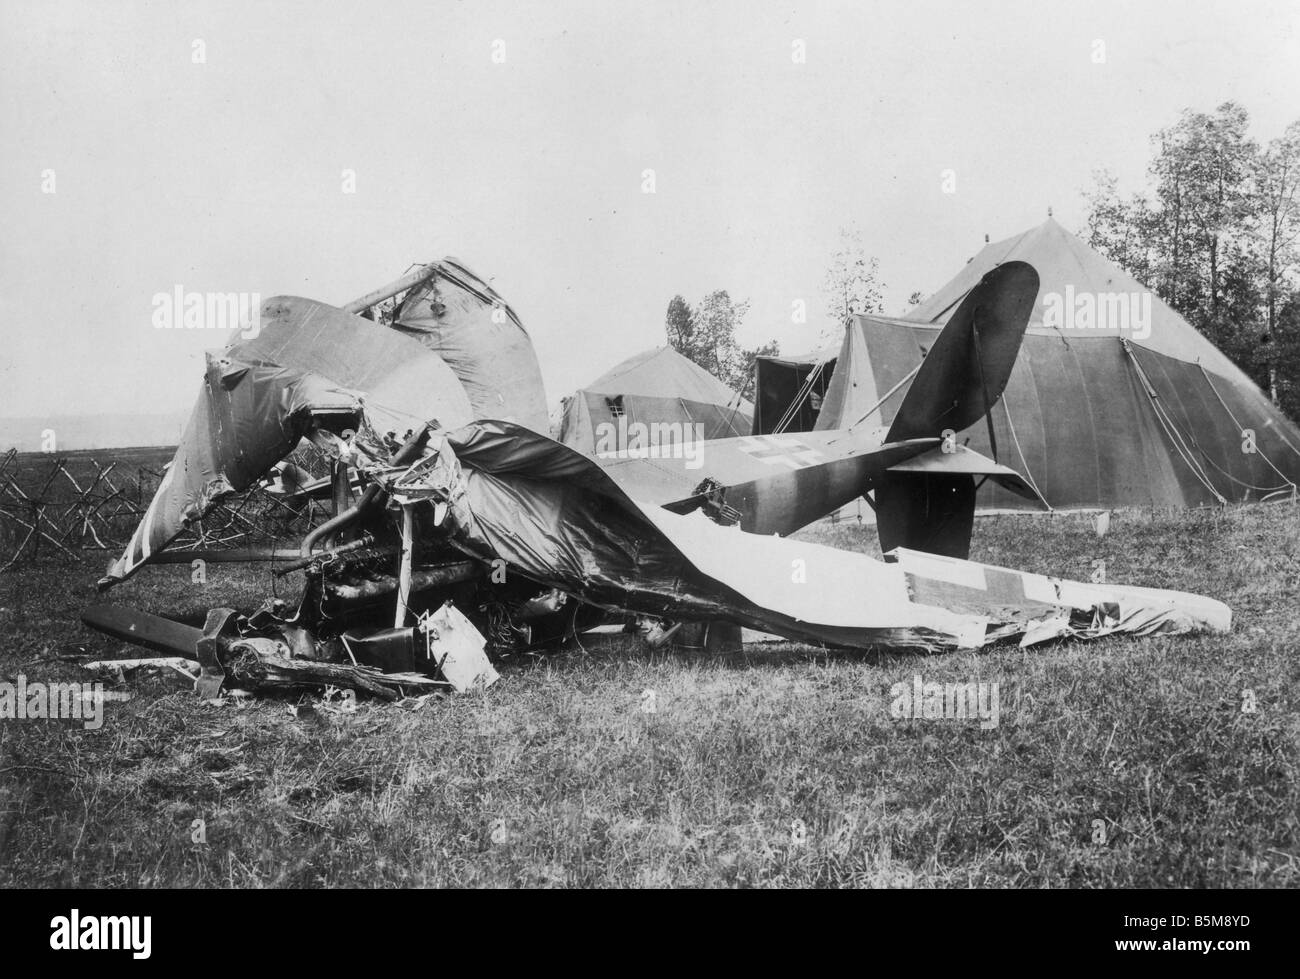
751,344,839,434
553,346,753,454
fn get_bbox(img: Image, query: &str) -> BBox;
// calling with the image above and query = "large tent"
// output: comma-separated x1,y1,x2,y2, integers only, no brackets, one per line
553,346,753,454
762,217,1300,510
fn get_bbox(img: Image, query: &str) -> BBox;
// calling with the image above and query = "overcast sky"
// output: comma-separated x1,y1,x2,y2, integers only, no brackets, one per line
2,0,1298,434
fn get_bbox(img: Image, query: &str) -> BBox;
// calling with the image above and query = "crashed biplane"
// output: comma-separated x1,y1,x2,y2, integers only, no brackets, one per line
83,256,1231,699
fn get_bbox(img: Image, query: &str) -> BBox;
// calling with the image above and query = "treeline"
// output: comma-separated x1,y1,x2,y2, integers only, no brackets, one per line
664,292,778,395
1082,103,1300,417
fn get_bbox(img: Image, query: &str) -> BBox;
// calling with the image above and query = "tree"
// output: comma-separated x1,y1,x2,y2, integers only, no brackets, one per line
1080,104,1300,409
734,339,781,400
664,290,776,393
1200,254,1268,389
1147,103,1259,316
1082,169,1157,285
1273,288,1300,420
1253,121,1300,400
821,227,885,331
690,290,751,391
665,294,696,352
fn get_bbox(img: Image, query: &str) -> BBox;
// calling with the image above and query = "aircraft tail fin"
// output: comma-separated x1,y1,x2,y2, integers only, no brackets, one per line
885,261,1038,444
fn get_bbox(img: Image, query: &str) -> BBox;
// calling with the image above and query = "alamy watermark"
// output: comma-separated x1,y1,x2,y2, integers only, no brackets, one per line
890,674,1000,730
0,674,110,730
1042,286,1152,340
50,910,151,958
151,285,261,338
593,419,705,469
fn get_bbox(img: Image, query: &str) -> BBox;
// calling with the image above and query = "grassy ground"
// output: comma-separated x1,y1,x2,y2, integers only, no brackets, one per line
0,504,1297,887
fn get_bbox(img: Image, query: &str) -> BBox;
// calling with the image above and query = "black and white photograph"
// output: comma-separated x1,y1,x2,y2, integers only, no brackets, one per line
0,0,1296,924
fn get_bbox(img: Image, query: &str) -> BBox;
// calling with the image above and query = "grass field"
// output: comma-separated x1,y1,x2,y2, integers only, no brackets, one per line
0,500,1297,887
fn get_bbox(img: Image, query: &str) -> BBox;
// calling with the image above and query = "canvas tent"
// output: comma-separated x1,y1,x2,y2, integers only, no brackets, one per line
762,217,1300,510
752,344,839,435
553,346,753,454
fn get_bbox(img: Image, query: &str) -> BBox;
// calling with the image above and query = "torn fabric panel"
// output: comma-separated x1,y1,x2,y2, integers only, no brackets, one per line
443,461,989,651
103,297,473,585
429,422,1230,650
393,260,550,433
891,547,1231,639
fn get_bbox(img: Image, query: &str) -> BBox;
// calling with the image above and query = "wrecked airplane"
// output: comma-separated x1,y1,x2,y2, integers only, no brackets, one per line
82,257,1232,700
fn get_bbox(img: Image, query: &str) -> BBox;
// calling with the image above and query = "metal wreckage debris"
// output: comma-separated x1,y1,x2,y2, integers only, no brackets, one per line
81,256,1231,702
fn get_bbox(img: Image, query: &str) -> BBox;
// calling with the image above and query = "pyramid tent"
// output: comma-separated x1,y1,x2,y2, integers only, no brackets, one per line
807,217,1300,510
554,346,753,454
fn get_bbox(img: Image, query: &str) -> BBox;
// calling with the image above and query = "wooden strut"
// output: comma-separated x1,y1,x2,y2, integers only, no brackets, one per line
395,504,415,628
342,263,439,316
843,362,924,433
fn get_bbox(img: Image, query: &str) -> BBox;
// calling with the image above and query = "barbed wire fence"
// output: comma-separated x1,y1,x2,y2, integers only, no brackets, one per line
0,447,329,574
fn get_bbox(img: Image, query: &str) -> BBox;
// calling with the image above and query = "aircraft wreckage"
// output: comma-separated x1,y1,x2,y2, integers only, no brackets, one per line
83,257,1231,700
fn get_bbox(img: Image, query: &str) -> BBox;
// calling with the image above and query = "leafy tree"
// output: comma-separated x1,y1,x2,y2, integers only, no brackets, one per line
690,290,751,391
1082,169,1158,286
1253,121,1300,399
822,227,886,329
1200,255,1268,386
664,291,777,393
665,294,696,352
1082,103,1300,409
1273,289,1300,420
734,339,781,400
1147,103,1259,315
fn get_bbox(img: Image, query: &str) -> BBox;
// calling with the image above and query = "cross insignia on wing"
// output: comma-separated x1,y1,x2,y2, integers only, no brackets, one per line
736,436,825,470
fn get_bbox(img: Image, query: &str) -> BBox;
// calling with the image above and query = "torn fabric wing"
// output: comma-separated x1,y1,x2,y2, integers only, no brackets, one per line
103,297,473,584
428,426,987,650
889,547,1231,643
428,422,1231,650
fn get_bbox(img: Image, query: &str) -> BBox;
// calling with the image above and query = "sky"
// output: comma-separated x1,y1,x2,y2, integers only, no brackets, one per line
1,0,1298,441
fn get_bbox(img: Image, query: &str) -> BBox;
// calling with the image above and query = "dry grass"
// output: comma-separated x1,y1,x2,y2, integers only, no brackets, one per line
0,503,1297,887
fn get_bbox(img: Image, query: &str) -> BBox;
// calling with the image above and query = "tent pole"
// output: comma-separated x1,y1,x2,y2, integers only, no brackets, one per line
773,359,826,435
969,310,999,462
846,362,922,431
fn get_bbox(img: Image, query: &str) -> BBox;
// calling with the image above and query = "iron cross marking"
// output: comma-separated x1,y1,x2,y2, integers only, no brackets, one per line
737,436,824,470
